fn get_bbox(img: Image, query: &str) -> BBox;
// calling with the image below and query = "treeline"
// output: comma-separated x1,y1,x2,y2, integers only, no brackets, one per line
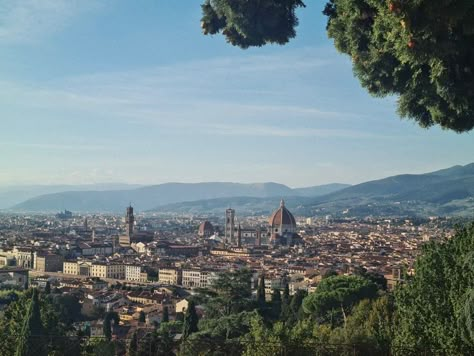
3,223,474,355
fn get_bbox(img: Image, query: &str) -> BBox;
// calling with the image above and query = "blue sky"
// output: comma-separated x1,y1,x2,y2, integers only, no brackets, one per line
1,0,473,188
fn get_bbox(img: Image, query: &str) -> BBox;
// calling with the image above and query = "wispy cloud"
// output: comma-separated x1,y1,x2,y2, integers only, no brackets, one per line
0,141,110,152
0,47,373,139
0,0,101,44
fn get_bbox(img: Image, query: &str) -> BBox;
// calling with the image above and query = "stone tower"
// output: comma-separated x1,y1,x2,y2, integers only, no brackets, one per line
225,208,235,244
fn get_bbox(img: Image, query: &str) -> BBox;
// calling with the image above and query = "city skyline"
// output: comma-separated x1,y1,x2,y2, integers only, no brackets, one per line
1,1,474,187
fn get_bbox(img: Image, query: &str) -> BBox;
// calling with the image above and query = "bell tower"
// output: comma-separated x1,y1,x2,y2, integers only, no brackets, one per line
225,208,235,244
126,204,134,237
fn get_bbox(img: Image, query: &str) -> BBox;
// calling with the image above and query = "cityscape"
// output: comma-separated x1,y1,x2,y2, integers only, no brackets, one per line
0,197,458,346
2,0,474,355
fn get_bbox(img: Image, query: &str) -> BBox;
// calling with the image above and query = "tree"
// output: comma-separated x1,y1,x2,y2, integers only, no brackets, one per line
322,269,338,279
280,283,290,321
196,269,254,317
302,275,378,327
256,274,266,306
201,0,474,132
50,294,82,326
241,315,316,356
139,310,146,323
287,289,307,325
103,312,119,341
181,311,258,355
44,282,51,295
183,300,199,339
271,289,282,320
393,223,474,354
175,312,184,322
128,331,138,356
200,0,305,48
15,289,46,356
162,306,169,323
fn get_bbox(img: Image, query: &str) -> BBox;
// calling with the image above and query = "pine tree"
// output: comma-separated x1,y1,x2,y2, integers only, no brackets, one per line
162,306,169,323
15,289,46,356
201,0,474,132
200,0,305,48
182,300,199,339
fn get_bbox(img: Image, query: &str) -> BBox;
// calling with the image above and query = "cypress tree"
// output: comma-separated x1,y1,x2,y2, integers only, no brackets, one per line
182,300,198,339
138,311,146,323
162,306,169,323
281,283,290,320
128,331,138,356
44,282,51,295
15,289,46,356
271,289,282,320
256,274,266,306
103,312,118,340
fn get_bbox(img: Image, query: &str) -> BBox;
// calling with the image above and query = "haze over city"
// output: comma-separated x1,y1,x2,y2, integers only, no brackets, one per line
1,0,473,188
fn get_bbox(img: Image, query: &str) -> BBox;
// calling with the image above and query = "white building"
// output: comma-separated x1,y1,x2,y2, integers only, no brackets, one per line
125,265,146,282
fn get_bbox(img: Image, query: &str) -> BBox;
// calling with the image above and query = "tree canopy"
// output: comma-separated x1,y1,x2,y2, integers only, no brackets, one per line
201,0,474,132
302,274,378,326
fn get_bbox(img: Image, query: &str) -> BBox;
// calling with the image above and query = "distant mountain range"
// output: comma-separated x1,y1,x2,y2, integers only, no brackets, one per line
304,163,474,218
7,182,350,213
0,183,143,210
5,163,474,218
150,163,474,218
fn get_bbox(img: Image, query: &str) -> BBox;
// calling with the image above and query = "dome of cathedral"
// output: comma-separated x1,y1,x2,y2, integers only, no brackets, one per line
198,221,214,237
269,200,296,227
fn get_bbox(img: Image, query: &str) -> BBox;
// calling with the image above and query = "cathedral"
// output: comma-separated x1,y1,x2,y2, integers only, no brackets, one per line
268,200,301,246
204,200,302,247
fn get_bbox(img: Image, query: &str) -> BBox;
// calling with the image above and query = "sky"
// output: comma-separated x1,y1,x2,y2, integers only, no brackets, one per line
1,0,473,188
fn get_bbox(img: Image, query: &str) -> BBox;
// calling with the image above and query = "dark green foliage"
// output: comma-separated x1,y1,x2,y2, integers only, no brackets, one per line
322,269,338,279
287,289,307,325
280,283,290,321
139,310,146,323
44,281,51,295
82,339,115,356
271,288,282,320
181,311,258,355
198,268,255,317
128,331,138,356
162,306,169,323
103,312,119,340
202,0,474,132
15,289,45,356
175,312,184,322
324,0,474,132
154,324,176,355
50,294,82,326
183,300,199,338
393,223,474,354
200,0,306,48
256,274,266,306
354,266,388,291
302,275,378,326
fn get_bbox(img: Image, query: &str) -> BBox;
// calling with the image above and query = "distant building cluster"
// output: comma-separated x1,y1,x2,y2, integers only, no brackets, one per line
0,199,455,340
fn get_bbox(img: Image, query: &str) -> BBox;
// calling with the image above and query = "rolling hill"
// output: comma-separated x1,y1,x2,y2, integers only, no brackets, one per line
150,164,474,217
8,182,349,213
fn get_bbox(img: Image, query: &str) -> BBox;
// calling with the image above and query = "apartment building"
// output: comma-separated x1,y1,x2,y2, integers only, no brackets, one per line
158,268,182,285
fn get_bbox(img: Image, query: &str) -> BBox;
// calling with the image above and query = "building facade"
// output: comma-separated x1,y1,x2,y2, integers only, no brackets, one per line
158,268,182,285
34,253,64,272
